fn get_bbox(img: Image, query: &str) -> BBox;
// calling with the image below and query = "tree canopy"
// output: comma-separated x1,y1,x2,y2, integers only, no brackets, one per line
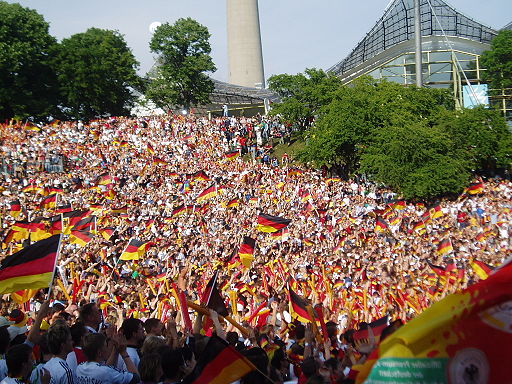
480,30,512,92
291,76,511,200
146,18,216,111
268,68,342,129
55,28,140,120
0,1,59,120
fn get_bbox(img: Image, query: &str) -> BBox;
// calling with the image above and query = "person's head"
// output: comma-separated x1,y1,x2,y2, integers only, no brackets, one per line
139,352,163,383
120,318,145,346
5,344,33,379
301,357,319,379
144,318,164,337
79,303,102,329
70,322,87,347
159,345,196,382
82,332,108,362
140,335,166,356
47,323,73,357
0,326,10,355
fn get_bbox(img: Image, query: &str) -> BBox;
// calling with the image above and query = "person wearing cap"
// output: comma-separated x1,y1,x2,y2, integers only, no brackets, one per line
7,310,28,345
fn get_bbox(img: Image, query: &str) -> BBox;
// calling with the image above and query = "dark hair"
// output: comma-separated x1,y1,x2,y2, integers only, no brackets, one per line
70,322,87,346
47,324,71,355
301,357,318,378
121,318,143,340
6,344,32,376
143,318,161,334
0,327,10,354
294,324,305,340
158,345,186,381
241,347,270,384
82,333,106,361
79,303,97,323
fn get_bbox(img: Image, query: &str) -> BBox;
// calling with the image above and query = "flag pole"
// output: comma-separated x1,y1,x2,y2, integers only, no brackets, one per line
47,234,63,300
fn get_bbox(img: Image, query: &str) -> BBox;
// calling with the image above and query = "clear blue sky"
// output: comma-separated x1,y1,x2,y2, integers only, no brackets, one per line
7,0,512,83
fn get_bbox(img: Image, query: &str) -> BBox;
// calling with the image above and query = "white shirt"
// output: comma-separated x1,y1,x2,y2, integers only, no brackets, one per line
76,362,134,384
0,378,24,384
44,357,76,384
115,347,139,371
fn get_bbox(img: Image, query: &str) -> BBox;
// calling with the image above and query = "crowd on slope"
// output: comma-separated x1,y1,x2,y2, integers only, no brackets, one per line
0,114,509,383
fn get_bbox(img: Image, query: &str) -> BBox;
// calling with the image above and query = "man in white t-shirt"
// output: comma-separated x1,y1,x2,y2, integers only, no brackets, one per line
76,333,139,384
44,323,76,384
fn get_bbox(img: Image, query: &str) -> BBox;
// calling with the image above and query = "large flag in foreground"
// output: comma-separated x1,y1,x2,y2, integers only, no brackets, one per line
355,259,512,383
0,235,60,294
182,336,255,384
256,214,291,233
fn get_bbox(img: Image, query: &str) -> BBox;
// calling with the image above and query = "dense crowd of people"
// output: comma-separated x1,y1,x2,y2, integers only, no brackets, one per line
0,114,509,383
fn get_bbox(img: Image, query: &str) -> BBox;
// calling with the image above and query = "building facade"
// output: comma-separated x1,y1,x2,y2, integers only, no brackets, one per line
328,0,511,119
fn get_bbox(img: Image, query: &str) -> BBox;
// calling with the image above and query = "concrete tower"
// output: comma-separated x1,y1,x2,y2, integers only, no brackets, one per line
227,0,265,88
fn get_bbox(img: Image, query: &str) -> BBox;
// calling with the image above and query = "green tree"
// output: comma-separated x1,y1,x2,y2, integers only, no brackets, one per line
268,68,342,129
299,78,453,174
359,123,471,200
435,106,512,171
0,2,59,120
480,30,512,92
55,28,140,120
146,18,216,111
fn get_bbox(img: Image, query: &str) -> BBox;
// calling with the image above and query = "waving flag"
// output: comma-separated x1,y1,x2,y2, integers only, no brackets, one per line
238,237,256,268
0,235,60,294
256,214,291,233
119,239,151,261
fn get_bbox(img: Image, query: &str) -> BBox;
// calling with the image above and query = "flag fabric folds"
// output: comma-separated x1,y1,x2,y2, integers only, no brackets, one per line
437,238,453,255
201,270,228,317
9,200,22,218
197,185,218,203
69,230,94,247
356,259,512,384
374,217,388,233
182,336,255,384
471,259,494,280
466,182,484,195
119,239,151,261
256,214,291,233
238,237,256,268
288,286,312,323
0,235,60,294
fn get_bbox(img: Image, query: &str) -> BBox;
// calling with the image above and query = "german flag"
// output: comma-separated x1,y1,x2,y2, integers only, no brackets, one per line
172,205,188,217
412,220,426,234
23,122,41,132
224,150,240,161
29,223,51,242
110,206,128,214
466,182,484,195
193,170,211,181
119,140,129,148
22,184,42,194
55,203,72,214
104,189,116,200
288,168,304,177
256,214,291,233
471,260,494,280
238,237,256,268
9,200,22,218
303,238,314,246
69,216,95,233
437,238,453,255
197,184,218,203
392,201,406,210
201,270,228,317
288,285,312,323
153,157,167,165
11,289,38,305
374,217,388,233
147,143,156,155
226,198,240,208
44,187,64,196
428,262,446,279
69,230,94,247
428,203,444,219
353,316,389,342
182,336,255,384
271,228,289,241
39,194,57,210
0,235,60,294
99,227,115,241
97,174,113,186
119,239,151,261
